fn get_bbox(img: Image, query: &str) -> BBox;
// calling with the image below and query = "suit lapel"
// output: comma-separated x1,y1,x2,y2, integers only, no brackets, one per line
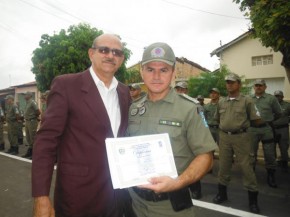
117,84,130,137
81,70,113,136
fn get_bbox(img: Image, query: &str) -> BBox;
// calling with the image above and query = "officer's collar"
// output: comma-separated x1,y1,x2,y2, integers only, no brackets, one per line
144,88,175,104
226,94,241,101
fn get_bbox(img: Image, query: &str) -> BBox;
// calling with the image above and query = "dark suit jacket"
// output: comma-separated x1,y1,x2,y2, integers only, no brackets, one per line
32,70,131,217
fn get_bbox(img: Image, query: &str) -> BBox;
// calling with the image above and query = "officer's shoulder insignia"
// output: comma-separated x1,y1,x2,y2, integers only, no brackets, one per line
179,94,200,105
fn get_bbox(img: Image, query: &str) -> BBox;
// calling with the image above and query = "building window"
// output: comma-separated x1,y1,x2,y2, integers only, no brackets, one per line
252,55,273,66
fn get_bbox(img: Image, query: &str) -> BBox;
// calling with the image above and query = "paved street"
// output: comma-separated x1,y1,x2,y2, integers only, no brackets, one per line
0,135,289,217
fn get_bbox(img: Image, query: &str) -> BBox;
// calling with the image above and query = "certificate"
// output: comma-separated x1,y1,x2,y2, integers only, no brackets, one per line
105,133,178,189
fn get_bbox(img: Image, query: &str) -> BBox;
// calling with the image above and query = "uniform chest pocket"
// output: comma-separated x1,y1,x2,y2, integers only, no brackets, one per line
157,124,182,138
128,119,141,136
234,108,246,119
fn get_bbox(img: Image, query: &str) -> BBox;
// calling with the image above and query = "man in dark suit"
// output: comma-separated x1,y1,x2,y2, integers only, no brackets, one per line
32,34,132,217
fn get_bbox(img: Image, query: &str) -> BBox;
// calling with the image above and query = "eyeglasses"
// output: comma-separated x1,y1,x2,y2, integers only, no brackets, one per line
92,46,124,57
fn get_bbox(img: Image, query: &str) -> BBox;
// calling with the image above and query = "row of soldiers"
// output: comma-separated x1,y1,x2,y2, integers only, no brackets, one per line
0,91,49,159
173,75,290,214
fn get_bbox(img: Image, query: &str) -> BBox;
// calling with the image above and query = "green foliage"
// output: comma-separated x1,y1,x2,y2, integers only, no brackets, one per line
124,68,142,84
188,65,251,97
233,0,290,68
31,23,131,91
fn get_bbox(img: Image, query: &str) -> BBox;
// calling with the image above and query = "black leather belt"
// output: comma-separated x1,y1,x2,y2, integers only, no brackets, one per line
132,187,168,202
274,124,289,129
221,128,247,135
209,125,219,129
253,123,268,128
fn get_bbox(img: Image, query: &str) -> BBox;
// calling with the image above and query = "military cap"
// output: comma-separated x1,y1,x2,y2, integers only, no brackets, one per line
210,88,220,94
197,95,204,100
274,90,283,96
141,42,176,66
129,83,141,90
225,73,241,82
254,79,266,85
175,81,188,89
5,95,14,100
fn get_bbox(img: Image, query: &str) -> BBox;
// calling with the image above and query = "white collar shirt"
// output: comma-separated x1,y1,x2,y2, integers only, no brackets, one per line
89,67,121,138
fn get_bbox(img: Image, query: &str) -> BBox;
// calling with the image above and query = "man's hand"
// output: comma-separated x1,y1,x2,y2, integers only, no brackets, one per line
33,196,55,217
139,176,181,193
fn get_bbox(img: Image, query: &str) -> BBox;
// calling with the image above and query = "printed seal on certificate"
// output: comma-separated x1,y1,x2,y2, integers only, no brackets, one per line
105,133,178,189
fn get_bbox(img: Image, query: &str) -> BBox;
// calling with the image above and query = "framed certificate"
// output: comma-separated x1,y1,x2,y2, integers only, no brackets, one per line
105,133,178,189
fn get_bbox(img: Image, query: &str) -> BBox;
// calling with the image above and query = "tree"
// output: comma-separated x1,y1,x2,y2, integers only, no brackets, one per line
31,23,131,91
188,65,251,97
124,68,142,84
233,0,290,82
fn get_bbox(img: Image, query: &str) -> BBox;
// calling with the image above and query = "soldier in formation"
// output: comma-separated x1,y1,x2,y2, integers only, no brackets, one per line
249,79,282,188
5,95,20,155
22,91,40,159
273,90,290,172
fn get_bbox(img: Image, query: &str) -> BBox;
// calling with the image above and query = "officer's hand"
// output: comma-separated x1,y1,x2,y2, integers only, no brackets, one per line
33,196,55,217
138,176,181,193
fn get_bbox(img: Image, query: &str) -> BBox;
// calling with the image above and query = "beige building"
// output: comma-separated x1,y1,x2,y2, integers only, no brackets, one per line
0,81,42,112
211,31,290,100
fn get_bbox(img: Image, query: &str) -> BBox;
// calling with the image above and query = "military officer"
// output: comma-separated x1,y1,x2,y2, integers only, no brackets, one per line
174,81,188,94
213,73,261,214
129,84,143,102
273,90,290,172
249,79,282,188
5,95,20,155
197,95,205,106
0,106,5,150
22,91,40,159
175,81,204,200
16,102,24,145
204,88,220,143
126,42,217,217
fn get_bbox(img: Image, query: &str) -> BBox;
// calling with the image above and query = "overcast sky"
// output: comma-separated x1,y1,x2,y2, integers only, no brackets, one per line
0,0,250,89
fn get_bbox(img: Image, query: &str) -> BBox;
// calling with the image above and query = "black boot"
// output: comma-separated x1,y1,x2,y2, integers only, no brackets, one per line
18,138,23,145
213,184,228,204
0,143,5,151
11,146,19,155
281,161,288,172
189,181,202,199
248,191,260,214
5,147,14,154
267,169,277,188
22,148,33,159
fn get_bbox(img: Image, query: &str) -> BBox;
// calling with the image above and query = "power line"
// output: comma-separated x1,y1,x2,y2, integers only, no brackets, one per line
161,0,248,20
16,0,75,24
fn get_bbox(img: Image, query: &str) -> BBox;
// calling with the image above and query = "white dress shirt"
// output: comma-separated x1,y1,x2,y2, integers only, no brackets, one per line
89,67,121,138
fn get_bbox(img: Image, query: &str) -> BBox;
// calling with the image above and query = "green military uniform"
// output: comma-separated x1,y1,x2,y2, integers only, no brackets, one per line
248,93,282,169
6,104,20,152
204,101,219,143
24,98,39,149
273,100,290,165
17,107,24,145
127,89,217,217
0,107,5,150
216,94,260,191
